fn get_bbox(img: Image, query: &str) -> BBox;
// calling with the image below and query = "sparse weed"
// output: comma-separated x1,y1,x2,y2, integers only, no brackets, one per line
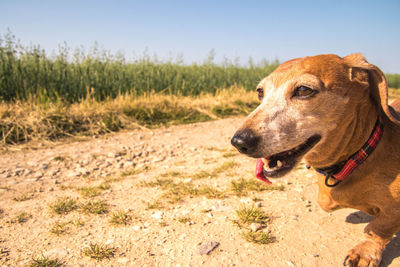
50,222,69,235
212,161,239,175
53,156,66,162
77,184,110,198
50,198,78,215
80,200,108,214
235,206,270,227
190,170,213,179
120,168,138,177
242,230,274,244
28,255,62,267
160,171,183,178
222,151,237,158
8,212,31,224
177,217,191,224
109,210,131,225
71,218,85,227
141,178,174,188
13,194,33,202
231,178,284,196
146,200,164,210
82,243,115,261
197,186,226,199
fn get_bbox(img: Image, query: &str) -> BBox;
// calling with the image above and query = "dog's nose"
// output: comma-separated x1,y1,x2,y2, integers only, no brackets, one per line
231,129,259,155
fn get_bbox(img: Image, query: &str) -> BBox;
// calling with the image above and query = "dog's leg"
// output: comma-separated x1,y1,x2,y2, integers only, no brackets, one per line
344,213,400,267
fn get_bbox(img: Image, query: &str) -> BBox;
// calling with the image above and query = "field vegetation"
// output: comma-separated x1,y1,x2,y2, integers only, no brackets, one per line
0,31,399,145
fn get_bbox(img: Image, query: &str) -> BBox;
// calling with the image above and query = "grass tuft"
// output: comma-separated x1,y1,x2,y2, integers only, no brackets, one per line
242,230,274,244
231,178,284,196
13,194,33,202
28,256,62,267
80,200,108,214
50,222,69,236
77,184,110,198
49,198,78,215
177,217,191,224
82,243,115,261
235,206,270,226
109,210,131,225
7,212,31,224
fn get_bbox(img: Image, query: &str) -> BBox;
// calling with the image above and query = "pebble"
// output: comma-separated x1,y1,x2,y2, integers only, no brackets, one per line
250,223,263,232
132,225,142,231
151,211,164,220
198,241,220,255
43,248,68,259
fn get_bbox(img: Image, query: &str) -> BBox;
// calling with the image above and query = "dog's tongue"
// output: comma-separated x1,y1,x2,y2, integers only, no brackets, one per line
255,158,272,184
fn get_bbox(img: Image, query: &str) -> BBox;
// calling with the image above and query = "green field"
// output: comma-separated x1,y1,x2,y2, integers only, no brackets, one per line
0,32,399,145
0,32,279,102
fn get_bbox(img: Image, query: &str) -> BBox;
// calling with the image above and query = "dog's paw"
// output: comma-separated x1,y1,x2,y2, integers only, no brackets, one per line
343,240,383,267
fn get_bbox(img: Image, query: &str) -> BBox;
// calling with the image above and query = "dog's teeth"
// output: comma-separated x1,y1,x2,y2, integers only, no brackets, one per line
277,160,282,168
262,158,269,165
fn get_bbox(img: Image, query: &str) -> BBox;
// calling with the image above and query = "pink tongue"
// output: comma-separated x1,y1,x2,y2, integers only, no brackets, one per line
255,158,272,184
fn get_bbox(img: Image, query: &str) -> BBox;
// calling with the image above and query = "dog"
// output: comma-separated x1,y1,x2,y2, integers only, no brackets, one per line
231,53,400,267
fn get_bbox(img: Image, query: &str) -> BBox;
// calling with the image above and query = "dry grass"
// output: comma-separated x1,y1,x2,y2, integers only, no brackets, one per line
231,178,284,196
82,243,115,261
80,200,108,214
242,230,274,244
234,206,270,227
0,88,257,145
49,198,78,215
109,210,131,226
28,256,62,267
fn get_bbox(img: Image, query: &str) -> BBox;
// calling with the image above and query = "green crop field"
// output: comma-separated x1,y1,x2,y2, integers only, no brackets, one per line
0,32,279,103
0,32,399,145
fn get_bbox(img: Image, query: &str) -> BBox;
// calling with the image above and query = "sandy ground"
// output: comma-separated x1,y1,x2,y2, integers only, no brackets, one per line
0,117,399,267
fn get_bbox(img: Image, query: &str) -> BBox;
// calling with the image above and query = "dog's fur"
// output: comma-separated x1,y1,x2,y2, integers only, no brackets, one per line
232,54,400,266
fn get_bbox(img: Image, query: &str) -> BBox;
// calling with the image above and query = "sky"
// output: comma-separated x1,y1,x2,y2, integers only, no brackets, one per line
1,0,400,72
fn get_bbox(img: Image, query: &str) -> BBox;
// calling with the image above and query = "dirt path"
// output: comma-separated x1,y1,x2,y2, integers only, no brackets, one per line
0,118,399,267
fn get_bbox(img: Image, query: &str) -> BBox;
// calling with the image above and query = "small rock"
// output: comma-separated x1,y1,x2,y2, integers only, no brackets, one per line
133,225,142,231
43,248,68,259
39,163,49,170
33,172,43,179
105,239,114,245
183,178,192,183
76,168,90,176
250,223,263,232
151,157,165,163
151,211,163,220
123,161,135,168
255,202,262,208
24,169,33,176
117,257,129,264
107,152,117,158
13,168,25,176
198,241,220,255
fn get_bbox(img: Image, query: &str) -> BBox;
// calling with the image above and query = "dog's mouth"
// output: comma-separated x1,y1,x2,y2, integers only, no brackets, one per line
256,135,321,182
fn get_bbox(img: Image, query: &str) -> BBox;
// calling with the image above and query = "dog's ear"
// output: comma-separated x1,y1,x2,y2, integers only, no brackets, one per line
344,53,400,124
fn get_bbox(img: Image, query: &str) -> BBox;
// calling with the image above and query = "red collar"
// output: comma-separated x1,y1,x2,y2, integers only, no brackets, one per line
315,116,384,187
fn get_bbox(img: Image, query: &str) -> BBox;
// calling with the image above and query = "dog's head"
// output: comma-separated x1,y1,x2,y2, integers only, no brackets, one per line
231,53,400,179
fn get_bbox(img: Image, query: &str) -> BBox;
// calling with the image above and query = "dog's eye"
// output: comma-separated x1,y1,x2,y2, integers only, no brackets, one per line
256,88,264,100
293,86,316,98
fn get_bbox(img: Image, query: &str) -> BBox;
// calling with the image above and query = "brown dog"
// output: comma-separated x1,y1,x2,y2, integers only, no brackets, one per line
231,54,400,267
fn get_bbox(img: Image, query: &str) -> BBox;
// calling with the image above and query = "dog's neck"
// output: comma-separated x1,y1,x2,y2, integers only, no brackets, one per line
305,103,379,169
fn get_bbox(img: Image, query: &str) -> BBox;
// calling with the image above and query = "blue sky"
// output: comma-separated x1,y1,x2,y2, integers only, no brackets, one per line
1,0,400,72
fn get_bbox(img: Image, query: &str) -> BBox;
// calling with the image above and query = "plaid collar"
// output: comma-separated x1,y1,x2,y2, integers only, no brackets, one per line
315,116,384,187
